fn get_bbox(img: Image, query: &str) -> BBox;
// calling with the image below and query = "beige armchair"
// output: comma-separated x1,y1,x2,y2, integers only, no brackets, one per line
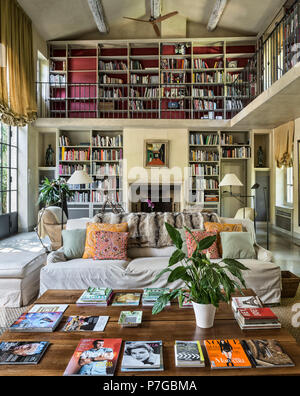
37,206,67,251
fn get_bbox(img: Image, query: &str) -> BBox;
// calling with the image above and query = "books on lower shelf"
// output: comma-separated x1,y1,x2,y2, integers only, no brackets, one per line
235,307,281,330
111,292,141,306
121,341,163,372
118,311,143,327
174,341,205,367
63,338,122,376
62,316,109,332
142,288,170,306
0,341,50,365
204,339,252,369
76,287,113,306
9,304,68,332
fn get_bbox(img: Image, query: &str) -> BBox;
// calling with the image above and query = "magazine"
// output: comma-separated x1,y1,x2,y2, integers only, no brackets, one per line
62,316,109,332
142,288,170,306
231,296,262,312
79,288,113,302
241,339,295,368
118,311,142,327
63,338,122,376
121,341,163,371
28,304,69,313
204,339,252,369
9,312,63,332
0,341,50,365
174,341,205,367
111,292,141,306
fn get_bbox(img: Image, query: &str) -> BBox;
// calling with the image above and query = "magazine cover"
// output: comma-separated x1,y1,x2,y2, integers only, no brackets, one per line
242,339,295,368
62,316,109,332
0,341,50,365
63,338,122,376
28,304,68,313
231,296,262,312
121,341,162,369
204,339,252,369
111,292,141,306
118,311,142,327
9,312,63,332
175,341,205,367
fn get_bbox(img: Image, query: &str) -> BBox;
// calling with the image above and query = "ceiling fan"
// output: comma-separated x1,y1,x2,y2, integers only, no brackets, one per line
123,9,178,37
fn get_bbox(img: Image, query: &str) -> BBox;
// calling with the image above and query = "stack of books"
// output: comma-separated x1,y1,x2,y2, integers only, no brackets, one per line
76,287,113,306
235,307,281,330
142,288,170,306
121,341,164,372
9,304,68,332
118,311,143,327
174,341,205,367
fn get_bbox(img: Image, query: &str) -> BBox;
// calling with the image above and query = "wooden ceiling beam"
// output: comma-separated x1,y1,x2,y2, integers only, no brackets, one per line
207,0,228,31
87,0,109,33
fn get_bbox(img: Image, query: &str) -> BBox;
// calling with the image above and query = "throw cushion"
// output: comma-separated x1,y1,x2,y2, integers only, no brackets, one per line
62,229,86,260
93,231,129,260
204,222,243,254
185,230,220,259
82,222,128,259
220,231,256,259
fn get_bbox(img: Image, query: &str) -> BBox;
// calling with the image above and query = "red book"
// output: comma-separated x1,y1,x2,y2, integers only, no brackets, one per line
237,308,278,325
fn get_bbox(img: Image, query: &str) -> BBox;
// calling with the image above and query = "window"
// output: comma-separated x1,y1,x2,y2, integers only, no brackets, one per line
0,123,18,238
286,166,293,205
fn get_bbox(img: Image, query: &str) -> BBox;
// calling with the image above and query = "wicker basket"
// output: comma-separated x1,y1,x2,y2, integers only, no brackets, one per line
281,271,300,298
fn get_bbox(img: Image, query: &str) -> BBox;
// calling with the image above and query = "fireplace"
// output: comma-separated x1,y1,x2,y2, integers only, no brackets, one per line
129,183,181,213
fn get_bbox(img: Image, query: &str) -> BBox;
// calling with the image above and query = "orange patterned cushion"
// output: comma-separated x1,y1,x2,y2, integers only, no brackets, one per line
204,222,243,254
185,230,220,259
82,222,128,259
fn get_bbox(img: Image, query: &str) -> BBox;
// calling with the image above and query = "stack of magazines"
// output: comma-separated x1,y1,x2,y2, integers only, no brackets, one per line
174,341,205,367
142,288,170,306
118,311,142,327
235,307,281,330
76,287,113,306
121,341,164,372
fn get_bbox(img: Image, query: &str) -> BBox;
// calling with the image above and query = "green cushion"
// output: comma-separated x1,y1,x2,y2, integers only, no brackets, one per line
220,232,256,259
62,229,87,260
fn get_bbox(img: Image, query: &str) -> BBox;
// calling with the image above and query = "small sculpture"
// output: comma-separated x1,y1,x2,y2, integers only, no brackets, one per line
257,146,264,168
45,144,55,167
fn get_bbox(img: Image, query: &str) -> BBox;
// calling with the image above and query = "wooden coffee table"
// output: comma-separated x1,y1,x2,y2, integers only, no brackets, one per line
1,289,300,376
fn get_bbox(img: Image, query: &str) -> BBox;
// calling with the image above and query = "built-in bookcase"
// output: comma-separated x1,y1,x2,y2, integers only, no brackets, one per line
48,38,256,120
188,130,251,213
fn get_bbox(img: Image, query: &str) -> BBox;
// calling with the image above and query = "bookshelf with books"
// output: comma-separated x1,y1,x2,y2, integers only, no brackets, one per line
57,129,124,218
188,130,251,213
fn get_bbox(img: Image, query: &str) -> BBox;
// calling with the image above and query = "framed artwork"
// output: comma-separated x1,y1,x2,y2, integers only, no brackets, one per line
144,140,169,168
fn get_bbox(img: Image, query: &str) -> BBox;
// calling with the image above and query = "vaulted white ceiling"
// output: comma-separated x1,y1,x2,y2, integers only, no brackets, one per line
18,0,287,41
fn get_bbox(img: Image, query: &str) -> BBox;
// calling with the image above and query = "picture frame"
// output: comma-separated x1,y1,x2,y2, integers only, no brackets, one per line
144,140,169,168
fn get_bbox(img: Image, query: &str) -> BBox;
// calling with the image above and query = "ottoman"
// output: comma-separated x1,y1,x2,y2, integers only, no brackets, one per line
0,251,47,307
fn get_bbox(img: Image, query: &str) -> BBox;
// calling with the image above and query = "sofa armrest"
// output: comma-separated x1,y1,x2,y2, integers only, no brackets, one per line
254,243,274,262
47,247,67,264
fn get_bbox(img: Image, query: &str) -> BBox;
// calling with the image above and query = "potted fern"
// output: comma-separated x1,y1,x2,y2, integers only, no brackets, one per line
152,223,249,328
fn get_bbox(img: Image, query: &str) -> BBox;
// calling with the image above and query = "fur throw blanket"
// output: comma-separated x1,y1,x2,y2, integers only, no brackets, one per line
92,212,220,249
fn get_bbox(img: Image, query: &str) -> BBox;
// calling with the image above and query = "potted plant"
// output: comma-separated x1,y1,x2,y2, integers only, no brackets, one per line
152,223,249,328
38,177,74,217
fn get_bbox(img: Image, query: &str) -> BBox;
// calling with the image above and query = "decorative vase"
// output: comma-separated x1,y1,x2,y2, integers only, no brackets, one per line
192,302,216,328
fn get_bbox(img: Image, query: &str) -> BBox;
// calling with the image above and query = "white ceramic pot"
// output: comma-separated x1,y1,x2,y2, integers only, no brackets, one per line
192,302,216,328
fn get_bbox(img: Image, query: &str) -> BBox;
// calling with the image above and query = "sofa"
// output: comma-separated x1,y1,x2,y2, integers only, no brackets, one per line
39,212,281,304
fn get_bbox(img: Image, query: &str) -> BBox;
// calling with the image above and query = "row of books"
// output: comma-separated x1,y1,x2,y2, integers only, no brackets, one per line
161,72,187,84
194,99,219,111
92,163,122,176
50,74,66,84
162,87,186,98
130,74,159,84
68,191,89,203
193,59,223,69
130,87,159,98
92,149,123,161
59,135,71,146
91,190,122,203
60,147,90,161
190,150,219,162
99,61,127,71
192,88,217,97
222,147,251,158
190,133,219,146
1,337,293,373
91,178,120,190
189,163,220,176
59,164,90,176
99,88,124,98
193,71,224,83
189,179,219,190
92,134,123,147
161,58,190,69
100,74,124,84
226,99,244,110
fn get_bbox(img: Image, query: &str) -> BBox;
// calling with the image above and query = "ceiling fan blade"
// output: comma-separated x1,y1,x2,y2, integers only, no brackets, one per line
154,11,178,23
123,17,151,23
152,22,161,37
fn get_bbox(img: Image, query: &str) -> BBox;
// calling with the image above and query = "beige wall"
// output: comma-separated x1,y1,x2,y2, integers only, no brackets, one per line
293,118,300,234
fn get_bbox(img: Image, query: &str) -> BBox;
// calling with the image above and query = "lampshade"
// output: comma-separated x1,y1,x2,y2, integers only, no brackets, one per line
67,170,93,185
219,173,243,187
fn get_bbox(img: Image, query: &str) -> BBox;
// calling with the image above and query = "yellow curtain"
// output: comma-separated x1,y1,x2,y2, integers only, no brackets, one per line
274,120,294,168
0,0,37,126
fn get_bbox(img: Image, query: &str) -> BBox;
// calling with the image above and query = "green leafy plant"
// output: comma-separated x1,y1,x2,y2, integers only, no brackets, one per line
152,223,249,315
38,177,74,215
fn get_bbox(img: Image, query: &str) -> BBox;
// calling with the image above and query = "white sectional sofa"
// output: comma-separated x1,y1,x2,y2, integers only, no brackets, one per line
40,214,282,305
